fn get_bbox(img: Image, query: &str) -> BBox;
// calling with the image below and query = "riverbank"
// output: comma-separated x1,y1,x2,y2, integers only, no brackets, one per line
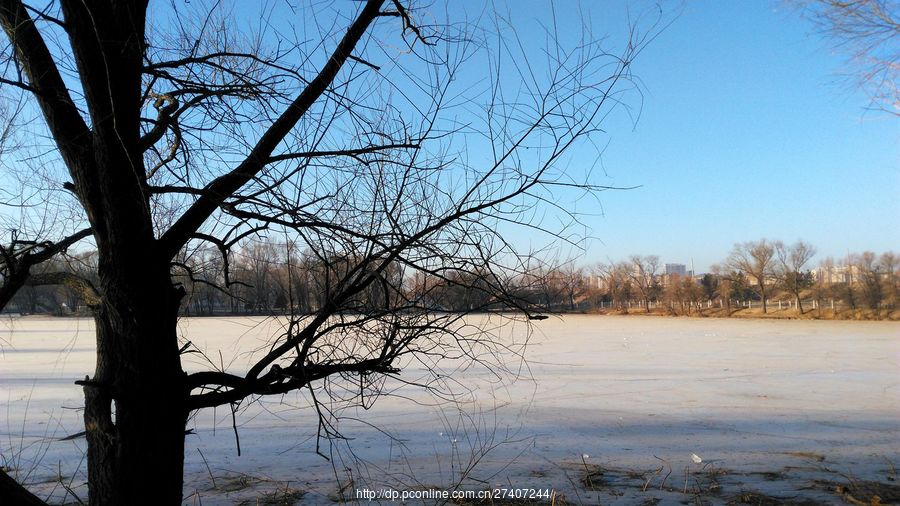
584,305,900,321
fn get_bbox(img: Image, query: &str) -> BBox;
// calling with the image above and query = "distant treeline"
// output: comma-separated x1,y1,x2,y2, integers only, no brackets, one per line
583,240,896,316
3,238,896,317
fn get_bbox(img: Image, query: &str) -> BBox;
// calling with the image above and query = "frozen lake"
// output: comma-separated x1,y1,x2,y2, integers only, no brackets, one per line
1,315,898,504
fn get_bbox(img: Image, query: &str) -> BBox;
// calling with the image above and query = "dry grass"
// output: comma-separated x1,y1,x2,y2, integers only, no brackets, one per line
198,472,306,506
236,486,305,506
725,491,821,506
824,479,900,505
558,455,900,506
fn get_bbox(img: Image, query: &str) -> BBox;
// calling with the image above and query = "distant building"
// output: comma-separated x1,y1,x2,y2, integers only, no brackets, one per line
812,264,861,284
665,263,686,277
587,274,608,291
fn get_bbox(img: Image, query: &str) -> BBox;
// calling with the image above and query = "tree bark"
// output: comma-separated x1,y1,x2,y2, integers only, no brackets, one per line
84,268,187,506
759,278,767,314
44,3,192,501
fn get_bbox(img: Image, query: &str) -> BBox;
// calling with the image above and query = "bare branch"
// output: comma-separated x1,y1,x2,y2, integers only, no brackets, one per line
0,228,92,310
158,0,387,260
0,0,93,172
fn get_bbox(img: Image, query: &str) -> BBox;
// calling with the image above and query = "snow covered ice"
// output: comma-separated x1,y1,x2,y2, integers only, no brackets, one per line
2,314,897,504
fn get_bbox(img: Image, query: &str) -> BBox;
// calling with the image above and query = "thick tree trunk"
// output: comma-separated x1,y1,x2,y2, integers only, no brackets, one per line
84,269,187,506
53,1,185,500
759,282,767,314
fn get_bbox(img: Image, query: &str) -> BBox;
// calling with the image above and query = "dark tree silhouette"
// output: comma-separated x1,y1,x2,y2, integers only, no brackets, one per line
0,1,654,504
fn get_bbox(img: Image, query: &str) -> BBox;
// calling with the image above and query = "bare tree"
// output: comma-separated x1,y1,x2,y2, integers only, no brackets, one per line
558,263,587,311
878,251,897,308
597,261,633,312
628,254,660,313
855,251,884,309
681,274,702,314
774,240,817,313
727,239,776,313
237,240,280,313
710,263,734,313
662,272,685,313
811,256,834,314
800,0,899,114
0,1,656,504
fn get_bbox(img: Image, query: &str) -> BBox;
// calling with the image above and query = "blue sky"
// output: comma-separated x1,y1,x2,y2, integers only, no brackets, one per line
2,1,896,274
540,1,899,271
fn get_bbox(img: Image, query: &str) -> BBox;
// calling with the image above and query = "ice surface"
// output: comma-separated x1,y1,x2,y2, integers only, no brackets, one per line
1,314,897,504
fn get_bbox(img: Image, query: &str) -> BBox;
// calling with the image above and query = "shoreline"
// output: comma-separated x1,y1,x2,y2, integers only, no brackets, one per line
572,306,900,322
4,306,899,322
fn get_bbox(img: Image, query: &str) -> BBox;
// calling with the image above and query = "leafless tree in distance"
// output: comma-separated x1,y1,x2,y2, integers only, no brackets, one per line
727,239,776,313
628,254,660,313
774,239,816,313
878,251,897,308
854,251,885,309
596,260,634,312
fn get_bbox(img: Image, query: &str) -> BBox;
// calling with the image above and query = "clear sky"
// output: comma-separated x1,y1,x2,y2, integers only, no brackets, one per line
222,0,897,273
543,1,899,272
